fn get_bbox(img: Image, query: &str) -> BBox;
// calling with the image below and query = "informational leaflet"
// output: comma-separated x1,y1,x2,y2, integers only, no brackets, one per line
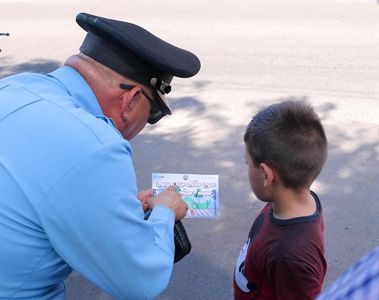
152,173,220,218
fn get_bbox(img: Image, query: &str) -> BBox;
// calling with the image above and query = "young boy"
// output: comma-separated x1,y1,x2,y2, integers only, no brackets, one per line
233,100,328,300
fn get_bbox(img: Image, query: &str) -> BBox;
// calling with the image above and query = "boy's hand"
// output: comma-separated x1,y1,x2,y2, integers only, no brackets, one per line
149,186,188,220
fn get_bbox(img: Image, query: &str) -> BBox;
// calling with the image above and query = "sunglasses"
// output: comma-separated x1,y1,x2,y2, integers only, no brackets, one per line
119,83,165,124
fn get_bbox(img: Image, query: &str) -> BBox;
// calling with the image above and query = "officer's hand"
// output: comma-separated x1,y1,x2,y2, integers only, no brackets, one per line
149,186,188,220
137,189,152,212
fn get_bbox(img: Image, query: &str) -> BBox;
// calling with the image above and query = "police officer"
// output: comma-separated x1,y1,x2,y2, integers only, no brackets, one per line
0,12,200,299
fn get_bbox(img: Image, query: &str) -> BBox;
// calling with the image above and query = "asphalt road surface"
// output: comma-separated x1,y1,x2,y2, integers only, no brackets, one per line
1,0,378,299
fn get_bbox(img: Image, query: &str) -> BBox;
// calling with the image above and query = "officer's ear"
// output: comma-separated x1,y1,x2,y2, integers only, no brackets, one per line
119,86,142,121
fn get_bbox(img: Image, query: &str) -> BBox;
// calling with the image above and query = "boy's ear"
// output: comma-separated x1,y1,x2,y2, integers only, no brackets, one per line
260,163,274,188
120,86,141,121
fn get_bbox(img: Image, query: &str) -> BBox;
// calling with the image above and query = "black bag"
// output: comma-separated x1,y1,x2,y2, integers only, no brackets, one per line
173,220,192,263
144,210,191,263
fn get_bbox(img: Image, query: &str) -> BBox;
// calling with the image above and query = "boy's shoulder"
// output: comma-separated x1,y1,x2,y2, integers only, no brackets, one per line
265,192,325,257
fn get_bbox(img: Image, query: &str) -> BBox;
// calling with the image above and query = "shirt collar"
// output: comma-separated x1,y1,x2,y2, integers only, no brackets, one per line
47,65,103,117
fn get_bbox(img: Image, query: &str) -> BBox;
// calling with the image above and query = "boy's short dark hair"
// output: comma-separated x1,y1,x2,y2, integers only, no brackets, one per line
244,100,327,189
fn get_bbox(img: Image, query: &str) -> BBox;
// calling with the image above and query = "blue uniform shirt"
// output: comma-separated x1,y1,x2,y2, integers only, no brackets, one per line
0,66,175,299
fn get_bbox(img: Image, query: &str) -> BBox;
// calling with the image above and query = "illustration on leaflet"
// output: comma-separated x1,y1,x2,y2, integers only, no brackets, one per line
152,173,220,218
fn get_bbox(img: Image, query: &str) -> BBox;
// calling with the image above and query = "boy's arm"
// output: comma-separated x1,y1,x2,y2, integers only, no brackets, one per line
272,258,324,300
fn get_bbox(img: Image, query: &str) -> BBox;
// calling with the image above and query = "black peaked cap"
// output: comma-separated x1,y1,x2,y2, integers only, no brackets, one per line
76,13,201,123
76,12,201,84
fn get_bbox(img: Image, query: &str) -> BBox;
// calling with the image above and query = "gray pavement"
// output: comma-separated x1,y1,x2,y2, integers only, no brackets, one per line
1,0,379,299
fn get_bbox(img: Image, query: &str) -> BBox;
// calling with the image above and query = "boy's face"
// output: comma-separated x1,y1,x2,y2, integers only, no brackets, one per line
245,145,267,202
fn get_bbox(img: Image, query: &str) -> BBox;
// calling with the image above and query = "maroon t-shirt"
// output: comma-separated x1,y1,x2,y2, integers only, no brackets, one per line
233,192,327,300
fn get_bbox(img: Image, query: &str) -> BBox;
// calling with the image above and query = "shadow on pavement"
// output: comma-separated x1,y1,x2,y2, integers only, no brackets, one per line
0,57,61,78
65,94,379,299
3,59,378,298
133,95,379,299
319,119,379,285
